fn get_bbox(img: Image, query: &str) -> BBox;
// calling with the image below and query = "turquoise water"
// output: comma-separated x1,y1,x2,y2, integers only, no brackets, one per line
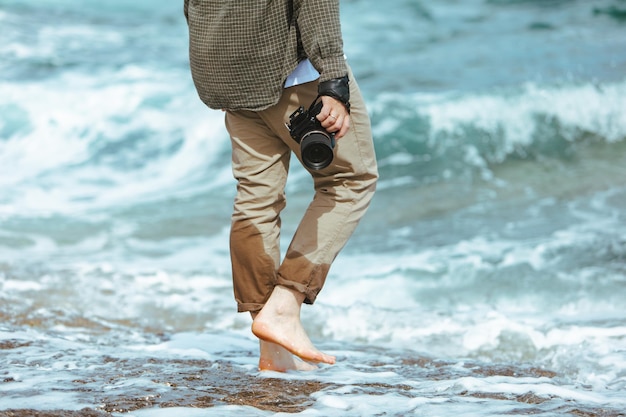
1,1,626,415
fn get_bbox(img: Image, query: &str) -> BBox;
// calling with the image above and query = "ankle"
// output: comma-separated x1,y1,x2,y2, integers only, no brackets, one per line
275,285,306,305
263,285,304,316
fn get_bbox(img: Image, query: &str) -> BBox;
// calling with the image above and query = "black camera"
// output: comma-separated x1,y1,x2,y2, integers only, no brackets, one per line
286,99,335,170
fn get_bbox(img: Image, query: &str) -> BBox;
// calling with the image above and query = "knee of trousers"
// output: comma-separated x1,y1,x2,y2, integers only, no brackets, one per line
343,173,378,221
232,180,287,223
314,166,378,207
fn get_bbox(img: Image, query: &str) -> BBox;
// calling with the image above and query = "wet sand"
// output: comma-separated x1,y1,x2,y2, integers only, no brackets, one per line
1,350,624,417
1,355,330,416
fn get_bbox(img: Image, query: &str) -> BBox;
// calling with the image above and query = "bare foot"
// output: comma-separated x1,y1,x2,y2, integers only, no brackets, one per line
258,340,318,372
251,286,336,366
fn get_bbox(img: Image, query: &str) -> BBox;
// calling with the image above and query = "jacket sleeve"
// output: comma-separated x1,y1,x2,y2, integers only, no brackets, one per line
184,0,189,23
296,0,348,83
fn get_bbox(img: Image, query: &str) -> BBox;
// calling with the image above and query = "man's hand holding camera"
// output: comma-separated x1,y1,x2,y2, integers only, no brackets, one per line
317,95,350,139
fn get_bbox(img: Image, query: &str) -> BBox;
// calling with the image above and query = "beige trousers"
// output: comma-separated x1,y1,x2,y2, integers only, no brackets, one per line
225,68,378,313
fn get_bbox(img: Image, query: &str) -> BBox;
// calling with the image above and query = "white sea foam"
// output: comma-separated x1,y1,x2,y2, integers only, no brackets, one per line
125,407,270,417
0,69,231,215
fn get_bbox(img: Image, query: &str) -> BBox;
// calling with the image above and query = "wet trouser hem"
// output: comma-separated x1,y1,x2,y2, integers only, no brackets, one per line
237,302,265,313
236,278,318,313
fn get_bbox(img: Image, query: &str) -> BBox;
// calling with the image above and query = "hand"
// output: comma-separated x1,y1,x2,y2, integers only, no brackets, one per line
316,96,350,139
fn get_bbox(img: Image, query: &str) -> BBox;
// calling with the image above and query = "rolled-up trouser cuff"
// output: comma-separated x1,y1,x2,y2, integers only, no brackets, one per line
237,302,265,313
275,275,321,306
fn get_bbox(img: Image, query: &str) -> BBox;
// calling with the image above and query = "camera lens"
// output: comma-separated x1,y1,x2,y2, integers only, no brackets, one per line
300,131,334,170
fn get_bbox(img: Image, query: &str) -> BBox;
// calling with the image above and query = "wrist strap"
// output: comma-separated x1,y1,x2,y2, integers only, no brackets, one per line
318,75,351,113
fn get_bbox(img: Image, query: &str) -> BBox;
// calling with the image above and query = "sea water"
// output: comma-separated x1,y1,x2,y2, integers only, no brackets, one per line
1,0,626,416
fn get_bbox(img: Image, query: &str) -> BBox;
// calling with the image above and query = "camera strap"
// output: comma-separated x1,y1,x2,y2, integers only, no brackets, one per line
309,95,325,116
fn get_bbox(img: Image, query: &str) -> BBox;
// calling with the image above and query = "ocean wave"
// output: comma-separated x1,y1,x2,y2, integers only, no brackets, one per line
0,68,232,215
370,79,626,184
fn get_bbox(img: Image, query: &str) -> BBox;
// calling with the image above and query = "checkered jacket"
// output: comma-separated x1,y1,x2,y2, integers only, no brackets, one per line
184,0,348,111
